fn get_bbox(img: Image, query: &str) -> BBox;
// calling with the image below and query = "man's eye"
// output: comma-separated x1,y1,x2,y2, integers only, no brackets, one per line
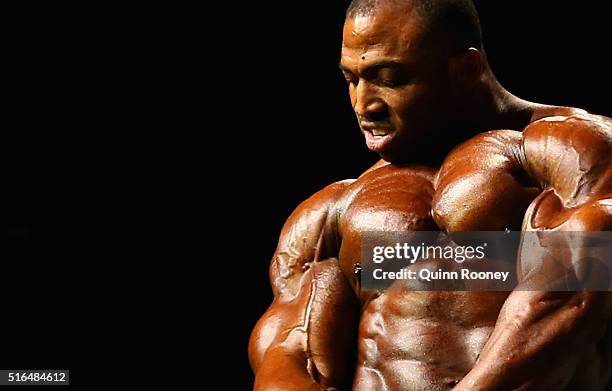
376,69,409,87
379,79,399,87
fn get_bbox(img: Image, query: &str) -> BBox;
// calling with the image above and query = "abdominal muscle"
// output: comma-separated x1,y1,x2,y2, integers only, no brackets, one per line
353,291,509,391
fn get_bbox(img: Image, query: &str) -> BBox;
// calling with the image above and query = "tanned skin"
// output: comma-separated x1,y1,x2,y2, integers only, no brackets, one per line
250,2,612,390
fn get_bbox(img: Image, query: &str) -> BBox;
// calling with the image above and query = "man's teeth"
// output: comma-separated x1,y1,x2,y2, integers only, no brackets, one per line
371,129,388,136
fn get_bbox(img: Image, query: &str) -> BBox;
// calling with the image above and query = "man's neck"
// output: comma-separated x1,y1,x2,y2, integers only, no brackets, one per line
456,77,544,134
464,82,585,133
387,77,580,167
402,82,540,167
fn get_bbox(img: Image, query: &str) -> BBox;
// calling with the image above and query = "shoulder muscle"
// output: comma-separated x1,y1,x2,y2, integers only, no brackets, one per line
271,180,354,298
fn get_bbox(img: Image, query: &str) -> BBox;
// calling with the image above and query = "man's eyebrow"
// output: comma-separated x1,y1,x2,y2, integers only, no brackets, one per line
363,60,405,70
339,60,405,74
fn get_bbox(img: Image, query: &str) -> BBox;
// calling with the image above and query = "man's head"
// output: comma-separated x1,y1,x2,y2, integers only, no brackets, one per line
341,0,486,163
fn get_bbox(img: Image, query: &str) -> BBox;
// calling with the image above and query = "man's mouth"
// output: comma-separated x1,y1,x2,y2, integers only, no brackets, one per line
362,127,394,153
370,128,389,136
359,120,395,152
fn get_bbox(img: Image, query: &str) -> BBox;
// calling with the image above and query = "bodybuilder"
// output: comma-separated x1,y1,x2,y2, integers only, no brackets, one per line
249,0,612,389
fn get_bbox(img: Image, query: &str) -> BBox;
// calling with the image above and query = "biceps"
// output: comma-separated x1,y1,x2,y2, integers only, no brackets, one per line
519,197,612,286
249,259,359,387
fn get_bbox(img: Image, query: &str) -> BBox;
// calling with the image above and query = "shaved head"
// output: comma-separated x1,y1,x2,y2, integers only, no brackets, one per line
346,0,483,53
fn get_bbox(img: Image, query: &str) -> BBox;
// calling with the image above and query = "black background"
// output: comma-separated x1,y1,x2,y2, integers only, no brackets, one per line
5,0,611,388
233,1,611,389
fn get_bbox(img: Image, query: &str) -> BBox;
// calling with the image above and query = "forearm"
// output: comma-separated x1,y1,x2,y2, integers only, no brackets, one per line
454,290,611,390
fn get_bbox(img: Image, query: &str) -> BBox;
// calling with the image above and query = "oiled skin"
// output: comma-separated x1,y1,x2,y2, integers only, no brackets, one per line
249,113,612,390
336,167,507,390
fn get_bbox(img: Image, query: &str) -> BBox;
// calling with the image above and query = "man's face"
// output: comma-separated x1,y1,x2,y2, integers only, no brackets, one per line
341,7,454,163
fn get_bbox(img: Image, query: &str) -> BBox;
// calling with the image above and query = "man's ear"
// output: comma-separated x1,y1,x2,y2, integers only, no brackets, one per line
448,47,483,84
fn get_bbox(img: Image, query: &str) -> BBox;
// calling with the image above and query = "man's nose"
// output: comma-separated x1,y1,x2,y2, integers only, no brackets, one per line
353,80,385,118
